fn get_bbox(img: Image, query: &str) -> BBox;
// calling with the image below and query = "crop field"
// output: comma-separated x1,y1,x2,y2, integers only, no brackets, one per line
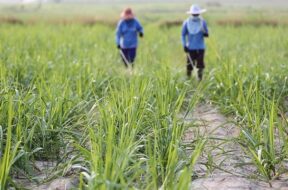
0,2,288,190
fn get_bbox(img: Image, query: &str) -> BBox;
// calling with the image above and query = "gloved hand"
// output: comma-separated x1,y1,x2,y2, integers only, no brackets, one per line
117,45,121,49
139,32,144,38
184,46,189,53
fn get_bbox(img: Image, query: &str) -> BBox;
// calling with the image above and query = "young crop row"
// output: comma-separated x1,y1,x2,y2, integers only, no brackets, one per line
205,26,288,183
0,23,287,189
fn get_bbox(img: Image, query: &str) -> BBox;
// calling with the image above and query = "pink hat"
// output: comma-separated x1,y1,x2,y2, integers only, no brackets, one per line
121,8,135,20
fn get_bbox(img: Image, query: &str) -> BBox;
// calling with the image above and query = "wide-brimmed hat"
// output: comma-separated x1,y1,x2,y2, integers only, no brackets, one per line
121,8,135,20
186,5,206,15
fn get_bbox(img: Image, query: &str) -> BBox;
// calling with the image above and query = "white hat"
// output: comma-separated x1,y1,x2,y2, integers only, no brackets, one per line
186,5,206,14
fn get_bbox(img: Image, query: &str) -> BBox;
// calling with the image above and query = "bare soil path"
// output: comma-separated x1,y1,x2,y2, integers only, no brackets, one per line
183,103,288,190
13,103,288,190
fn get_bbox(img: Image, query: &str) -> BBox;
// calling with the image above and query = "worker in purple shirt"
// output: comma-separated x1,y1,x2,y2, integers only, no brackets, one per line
182,5,209,80
116,8,144,68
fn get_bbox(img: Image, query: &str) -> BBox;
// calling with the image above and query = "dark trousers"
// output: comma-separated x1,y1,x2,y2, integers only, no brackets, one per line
120,48,136,67
186,49,205,79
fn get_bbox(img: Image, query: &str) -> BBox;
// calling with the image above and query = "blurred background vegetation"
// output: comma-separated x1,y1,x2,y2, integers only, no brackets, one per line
0,0,287,26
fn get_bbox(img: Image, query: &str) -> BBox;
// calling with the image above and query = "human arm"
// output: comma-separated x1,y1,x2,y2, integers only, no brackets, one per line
136,19,144,38
116,20,122,47
181,21,188,52
203,20,209,38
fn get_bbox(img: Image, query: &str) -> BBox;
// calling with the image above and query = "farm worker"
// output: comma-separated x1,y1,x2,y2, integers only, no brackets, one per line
116,8,144,68
181,5,209,80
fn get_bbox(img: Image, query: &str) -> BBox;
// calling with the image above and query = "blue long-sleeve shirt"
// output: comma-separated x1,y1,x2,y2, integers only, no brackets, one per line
116,18,143,49
181,17,209,50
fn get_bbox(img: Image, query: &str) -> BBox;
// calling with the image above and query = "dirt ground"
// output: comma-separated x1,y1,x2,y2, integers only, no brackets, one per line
13,103,288,190
183,103,288,190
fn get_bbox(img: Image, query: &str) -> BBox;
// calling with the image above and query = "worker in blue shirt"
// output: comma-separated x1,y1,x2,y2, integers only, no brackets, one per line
182,5,209,80
116,8,144,68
